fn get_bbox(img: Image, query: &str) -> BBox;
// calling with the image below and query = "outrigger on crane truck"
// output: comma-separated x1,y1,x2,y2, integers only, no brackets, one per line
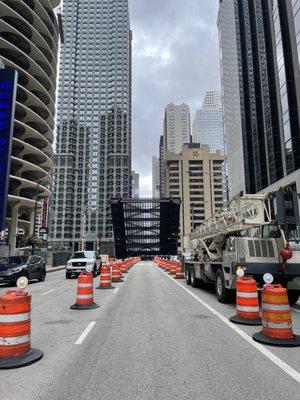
183,188,300,304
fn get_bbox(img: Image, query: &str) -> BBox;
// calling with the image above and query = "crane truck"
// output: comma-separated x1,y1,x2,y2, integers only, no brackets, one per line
183,189,300,304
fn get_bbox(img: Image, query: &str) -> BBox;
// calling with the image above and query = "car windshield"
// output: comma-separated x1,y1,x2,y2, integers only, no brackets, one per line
72,252,95,259
0,256,26,269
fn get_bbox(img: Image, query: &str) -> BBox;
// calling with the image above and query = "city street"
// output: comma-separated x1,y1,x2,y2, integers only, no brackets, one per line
0,262,299,400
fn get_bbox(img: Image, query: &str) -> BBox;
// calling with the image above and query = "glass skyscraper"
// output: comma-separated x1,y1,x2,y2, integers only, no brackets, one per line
50,0,132,252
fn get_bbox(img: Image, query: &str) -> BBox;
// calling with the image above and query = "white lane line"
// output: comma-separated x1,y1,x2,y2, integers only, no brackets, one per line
41,289,56,296
75,322,96,345
158,268,300,384
114,287,119,294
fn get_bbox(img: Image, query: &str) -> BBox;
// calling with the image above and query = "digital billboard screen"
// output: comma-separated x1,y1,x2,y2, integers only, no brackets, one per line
0,69,17,231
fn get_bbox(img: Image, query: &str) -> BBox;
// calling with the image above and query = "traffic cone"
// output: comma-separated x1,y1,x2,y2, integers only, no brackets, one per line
70,272,100,310
0,290,43,369
230,276,261,325
253,284,300,346
174,263,184,279
97,265,115,290
111,263,123,282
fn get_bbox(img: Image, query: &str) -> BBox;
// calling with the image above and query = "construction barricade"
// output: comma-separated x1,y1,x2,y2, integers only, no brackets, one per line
253,284,300,346
97,264,115,290
230,276,261,325
0,290,43,369
71,272,100,310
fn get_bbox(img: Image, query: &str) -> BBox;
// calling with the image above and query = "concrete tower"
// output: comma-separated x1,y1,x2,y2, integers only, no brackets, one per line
50,0,132,252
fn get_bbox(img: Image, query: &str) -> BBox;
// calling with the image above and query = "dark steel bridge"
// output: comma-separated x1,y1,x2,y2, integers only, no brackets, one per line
110,198,180,259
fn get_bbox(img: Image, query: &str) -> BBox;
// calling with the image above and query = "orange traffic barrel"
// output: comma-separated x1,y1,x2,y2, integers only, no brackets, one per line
230,276,261,326
0,290,43,369
253,284,300,346
70,272,100,310
121,262,129,274
111,263,123,283
174,263,184,279
97,265,115,290
169,262,177,275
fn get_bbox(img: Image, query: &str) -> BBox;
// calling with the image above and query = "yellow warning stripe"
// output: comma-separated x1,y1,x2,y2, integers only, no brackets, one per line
262,311,291,321
262,294,287,303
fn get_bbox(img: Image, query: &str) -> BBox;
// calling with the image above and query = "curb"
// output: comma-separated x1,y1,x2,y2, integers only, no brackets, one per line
46,266,65,273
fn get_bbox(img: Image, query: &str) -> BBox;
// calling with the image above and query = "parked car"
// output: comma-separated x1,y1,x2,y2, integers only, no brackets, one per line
0,255,46,284
65,251,102,279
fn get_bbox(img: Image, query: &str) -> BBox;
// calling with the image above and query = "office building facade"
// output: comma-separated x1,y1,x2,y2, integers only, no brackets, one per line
218,0,300,198
49,0,132,252
164,144,224,251
192,91,224,153
152,156,160,198
163,103,191,154
132,171,139,198
0,0,60,252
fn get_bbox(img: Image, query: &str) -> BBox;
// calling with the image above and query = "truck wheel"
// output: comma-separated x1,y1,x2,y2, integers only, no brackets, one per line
191,267,200,288
288,291,300,305
186,268,191,285
66,272,72,279
215,269,233,303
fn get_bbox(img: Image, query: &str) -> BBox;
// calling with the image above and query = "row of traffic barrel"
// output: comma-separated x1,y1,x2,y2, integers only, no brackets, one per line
231,275,300,347
0,257,141,369
154,257,184,279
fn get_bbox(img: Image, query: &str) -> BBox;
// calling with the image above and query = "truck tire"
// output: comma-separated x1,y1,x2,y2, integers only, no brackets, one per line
288,291,300,305
190,267,200,288
186,268,191,285
66,272,72,279
215,269,233,303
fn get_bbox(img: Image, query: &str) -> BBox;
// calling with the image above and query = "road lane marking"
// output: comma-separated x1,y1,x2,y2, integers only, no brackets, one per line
41,289,56,296
158,268,300,384
114,287,119,294
75,322,96,345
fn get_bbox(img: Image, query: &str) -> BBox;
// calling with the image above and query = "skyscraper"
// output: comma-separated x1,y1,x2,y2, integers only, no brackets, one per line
0,0,60,252
217,1,245,197
152,156,160,198
50,0,132,252
192,91,224,153
163,103,191,154
218,0,300,197
132,171,139,198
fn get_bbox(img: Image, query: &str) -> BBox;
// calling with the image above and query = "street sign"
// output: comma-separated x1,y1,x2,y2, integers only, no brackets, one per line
0,69,17,230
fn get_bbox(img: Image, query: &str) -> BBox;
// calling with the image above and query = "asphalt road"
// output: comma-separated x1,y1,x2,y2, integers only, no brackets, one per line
0,262,300,400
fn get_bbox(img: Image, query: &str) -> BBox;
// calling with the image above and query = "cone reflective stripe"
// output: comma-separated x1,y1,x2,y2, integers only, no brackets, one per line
97,265,115,290
169,263,177,275
253,284,300,346
0,290,43,369
230,276,261,326
70,272,100,310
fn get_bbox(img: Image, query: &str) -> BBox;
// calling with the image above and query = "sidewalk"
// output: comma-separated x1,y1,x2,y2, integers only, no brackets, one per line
46,265,65,273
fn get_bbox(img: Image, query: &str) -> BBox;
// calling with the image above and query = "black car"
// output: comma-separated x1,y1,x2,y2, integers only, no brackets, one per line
0,256,46,285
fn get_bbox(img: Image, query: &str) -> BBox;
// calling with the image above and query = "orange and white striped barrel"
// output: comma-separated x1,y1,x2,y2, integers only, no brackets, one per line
253,284,300,346
121,262,128,274
0,290,31,358
97,265,114,290
111,264,123,282
175,263,184,279
169,263,177,275
70,272,99,310
0,289,43,368
230,276,261,325
261,284,293,340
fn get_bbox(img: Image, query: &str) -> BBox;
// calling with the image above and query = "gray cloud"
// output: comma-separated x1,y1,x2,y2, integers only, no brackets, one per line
129,0,220,196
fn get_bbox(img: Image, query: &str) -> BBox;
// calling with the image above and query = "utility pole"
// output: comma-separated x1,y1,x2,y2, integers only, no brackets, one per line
32,182,39,255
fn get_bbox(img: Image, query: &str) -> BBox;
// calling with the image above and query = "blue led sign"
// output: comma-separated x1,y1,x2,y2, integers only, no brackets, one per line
0,69,17,231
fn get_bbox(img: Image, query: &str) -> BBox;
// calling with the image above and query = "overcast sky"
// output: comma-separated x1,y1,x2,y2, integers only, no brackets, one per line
129,0,221,197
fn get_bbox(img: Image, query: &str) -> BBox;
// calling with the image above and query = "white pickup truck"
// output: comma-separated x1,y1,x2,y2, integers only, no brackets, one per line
65,251,102,279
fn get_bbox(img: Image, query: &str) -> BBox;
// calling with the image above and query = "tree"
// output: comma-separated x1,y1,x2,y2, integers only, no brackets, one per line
22,235,43,254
